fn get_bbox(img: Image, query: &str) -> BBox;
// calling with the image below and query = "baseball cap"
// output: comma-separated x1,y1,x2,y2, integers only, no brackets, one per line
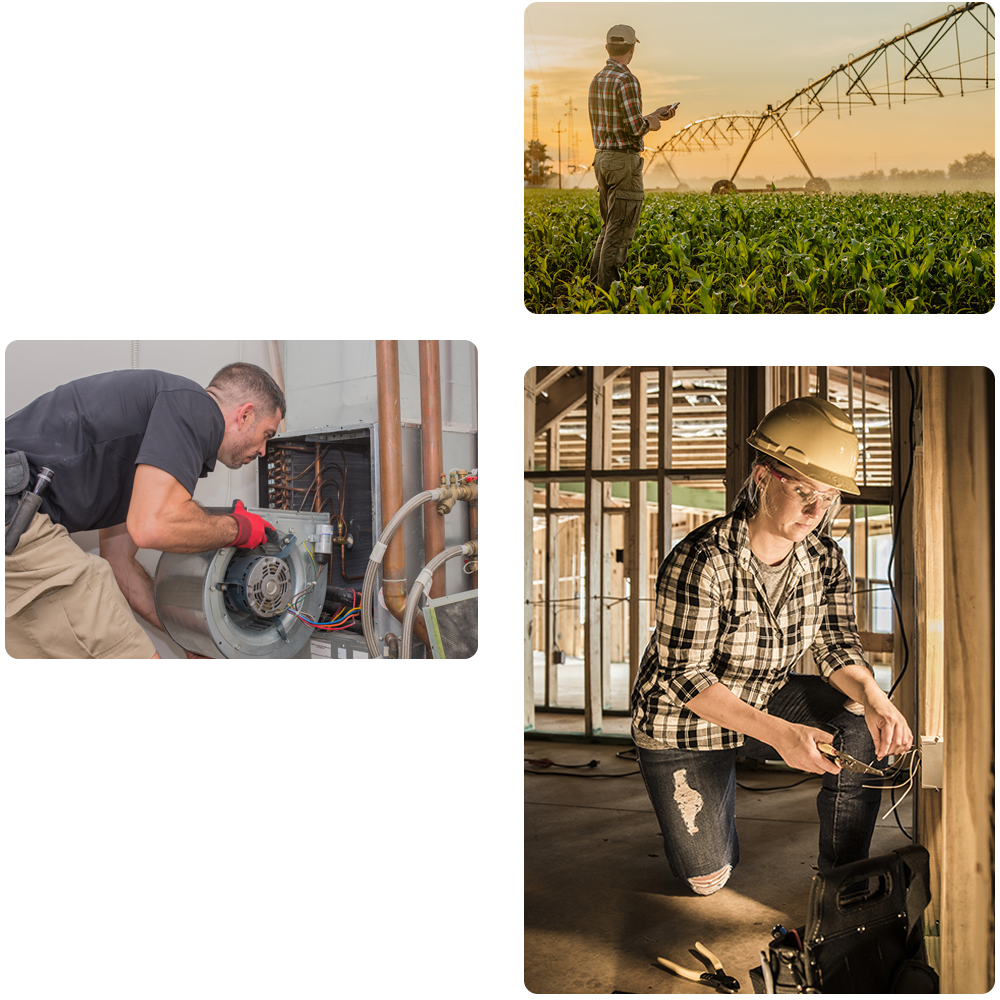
606,24,639,45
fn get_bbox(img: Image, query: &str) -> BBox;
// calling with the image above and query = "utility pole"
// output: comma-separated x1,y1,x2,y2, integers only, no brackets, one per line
529,84,541,186
565,97,578,170
552,120,566,189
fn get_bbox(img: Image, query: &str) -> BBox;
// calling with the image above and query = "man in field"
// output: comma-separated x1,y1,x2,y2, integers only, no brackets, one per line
588,24,677,291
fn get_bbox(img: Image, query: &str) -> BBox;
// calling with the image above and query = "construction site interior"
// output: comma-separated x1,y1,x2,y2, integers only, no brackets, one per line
523,366,992,994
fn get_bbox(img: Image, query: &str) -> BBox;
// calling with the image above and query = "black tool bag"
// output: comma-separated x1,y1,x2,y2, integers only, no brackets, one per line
5,450,30,525
749,845,938,993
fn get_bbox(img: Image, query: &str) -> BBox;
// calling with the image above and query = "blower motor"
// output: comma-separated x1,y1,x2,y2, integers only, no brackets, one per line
154,507,329,658
223,549,294,619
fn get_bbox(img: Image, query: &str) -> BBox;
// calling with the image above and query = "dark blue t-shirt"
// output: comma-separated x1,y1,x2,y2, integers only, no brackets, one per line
5,370,225,533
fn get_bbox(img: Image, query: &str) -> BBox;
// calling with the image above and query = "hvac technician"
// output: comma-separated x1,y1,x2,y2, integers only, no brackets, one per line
588,24,677,291
5,362,284,658
631,397,913,896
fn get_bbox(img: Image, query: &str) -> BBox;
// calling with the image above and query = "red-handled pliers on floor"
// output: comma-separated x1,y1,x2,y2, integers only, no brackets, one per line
657,941,740,993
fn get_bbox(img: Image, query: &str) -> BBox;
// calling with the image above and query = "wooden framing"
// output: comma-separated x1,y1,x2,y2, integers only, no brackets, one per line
627,369,650,693
524,368,537,731
938,367,993,993
913,367,945,970
583,366,606,734
725,366,766,510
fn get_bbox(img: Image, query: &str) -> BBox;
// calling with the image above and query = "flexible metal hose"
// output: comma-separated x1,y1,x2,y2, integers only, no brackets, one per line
399,543,475,659
361,487,445,658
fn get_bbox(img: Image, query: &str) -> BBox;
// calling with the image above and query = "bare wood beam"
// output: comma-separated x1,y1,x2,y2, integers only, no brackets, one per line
545,425,560,706
657,367,673,565
726,367,766,510
526,467,727,482
915,366,946,971
535,366,628,436
628,370,650,692
940,366,993,994
857,631,894,653
535,365,574,395
524,368,537,732
583,367,605,735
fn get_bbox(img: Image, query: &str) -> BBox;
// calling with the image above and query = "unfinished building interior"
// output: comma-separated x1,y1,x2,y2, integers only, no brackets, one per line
523,366,992,994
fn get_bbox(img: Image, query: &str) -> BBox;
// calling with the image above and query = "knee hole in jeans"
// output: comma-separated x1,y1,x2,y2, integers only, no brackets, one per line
688,865,732,896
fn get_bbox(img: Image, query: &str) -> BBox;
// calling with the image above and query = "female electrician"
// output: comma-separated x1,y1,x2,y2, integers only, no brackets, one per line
631,396,913,896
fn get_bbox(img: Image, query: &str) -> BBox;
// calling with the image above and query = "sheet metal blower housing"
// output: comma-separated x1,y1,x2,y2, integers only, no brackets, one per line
154,508,329,659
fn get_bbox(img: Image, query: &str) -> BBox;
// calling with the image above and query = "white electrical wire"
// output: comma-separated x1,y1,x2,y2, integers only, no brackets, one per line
862,747,922,822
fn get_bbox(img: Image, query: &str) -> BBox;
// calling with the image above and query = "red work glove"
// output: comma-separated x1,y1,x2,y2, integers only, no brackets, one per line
227,500,276,549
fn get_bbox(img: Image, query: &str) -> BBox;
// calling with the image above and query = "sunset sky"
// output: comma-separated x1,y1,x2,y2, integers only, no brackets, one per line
525,2,995,182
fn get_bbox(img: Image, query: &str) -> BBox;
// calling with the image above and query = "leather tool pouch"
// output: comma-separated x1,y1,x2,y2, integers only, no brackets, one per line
750,846,938,993
5,450,30,525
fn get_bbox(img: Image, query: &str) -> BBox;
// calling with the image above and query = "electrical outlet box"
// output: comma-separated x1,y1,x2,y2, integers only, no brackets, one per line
920,735,943,789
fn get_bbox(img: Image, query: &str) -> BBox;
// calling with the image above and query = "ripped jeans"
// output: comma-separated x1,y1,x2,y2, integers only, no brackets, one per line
635,674,884,882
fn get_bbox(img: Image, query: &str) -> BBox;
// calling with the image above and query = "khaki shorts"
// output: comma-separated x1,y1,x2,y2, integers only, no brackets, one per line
5,513,156,659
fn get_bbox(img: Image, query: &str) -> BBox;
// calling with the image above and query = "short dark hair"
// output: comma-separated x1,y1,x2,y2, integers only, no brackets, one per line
607,42,634,57
208,362,286,419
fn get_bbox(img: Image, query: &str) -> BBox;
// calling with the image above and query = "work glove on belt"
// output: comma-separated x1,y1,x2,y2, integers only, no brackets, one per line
226,500,277,549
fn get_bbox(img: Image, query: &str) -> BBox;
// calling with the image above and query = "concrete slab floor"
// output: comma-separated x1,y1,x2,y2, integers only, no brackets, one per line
524,740,913,995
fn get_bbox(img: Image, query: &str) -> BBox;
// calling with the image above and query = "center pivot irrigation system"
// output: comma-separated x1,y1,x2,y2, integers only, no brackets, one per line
643,1,994,193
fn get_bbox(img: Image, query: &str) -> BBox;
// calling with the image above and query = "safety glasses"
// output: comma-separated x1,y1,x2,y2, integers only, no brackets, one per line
765,464,840,510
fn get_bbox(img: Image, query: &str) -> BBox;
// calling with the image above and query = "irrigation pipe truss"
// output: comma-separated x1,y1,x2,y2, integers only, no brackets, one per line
644,1,995,190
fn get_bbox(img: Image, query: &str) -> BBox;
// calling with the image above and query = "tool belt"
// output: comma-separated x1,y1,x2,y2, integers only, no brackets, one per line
749,846,938,993
5,450,30,525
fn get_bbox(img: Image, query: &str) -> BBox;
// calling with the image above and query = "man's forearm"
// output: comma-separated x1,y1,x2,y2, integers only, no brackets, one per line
129,499,238,553
105,554,163,632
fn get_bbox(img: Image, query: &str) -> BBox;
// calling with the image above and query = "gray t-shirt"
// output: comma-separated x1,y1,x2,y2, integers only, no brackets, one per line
5,369,224,533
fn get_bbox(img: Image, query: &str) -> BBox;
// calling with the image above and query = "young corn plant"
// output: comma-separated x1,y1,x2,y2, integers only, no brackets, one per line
524,189,995,314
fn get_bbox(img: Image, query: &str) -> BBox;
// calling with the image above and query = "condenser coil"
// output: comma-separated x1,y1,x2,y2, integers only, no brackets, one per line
154,508,329,659
422,590,478,659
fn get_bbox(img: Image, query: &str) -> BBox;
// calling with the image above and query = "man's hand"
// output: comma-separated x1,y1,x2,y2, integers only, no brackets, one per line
652,104,678,122
644,114,662,132
227,500,276,549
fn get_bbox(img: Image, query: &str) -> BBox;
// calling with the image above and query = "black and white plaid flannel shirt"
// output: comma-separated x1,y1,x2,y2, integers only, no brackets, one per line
631,510,871,751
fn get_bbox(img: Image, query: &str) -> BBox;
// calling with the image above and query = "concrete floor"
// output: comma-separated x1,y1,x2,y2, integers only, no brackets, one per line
524,739,913,995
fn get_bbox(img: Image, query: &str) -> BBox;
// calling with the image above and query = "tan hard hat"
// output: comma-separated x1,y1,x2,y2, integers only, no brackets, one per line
747,396,861,495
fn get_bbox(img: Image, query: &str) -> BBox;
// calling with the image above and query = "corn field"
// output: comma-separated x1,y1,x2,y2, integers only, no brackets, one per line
524,190,995,314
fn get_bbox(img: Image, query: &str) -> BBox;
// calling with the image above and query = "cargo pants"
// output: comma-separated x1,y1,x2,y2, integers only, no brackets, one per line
5,513,156,658
590,149,645,291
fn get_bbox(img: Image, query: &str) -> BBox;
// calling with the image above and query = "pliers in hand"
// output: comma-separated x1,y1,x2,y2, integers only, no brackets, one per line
657,941,740,993
816,741,884,776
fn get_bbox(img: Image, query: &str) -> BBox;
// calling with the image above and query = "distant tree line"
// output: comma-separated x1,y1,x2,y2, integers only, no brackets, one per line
836,151,993,184
946,151,994,179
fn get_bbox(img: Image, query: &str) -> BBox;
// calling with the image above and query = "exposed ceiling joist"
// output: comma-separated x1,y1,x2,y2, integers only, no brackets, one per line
534,366,627,435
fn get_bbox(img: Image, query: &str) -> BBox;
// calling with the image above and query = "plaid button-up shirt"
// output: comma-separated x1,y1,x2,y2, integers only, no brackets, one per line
588,59,650,152
631,511,871,751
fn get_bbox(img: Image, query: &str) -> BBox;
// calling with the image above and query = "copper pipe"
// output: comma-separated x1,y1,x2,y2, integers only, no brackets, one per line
376,340,430,647
419,340,446,598
313,442,323,513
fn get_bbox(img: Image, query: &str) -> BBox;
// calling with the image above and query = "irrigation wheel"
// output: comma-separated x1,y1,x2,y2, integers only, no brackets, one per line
711,179,737,195
805,177,831,193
